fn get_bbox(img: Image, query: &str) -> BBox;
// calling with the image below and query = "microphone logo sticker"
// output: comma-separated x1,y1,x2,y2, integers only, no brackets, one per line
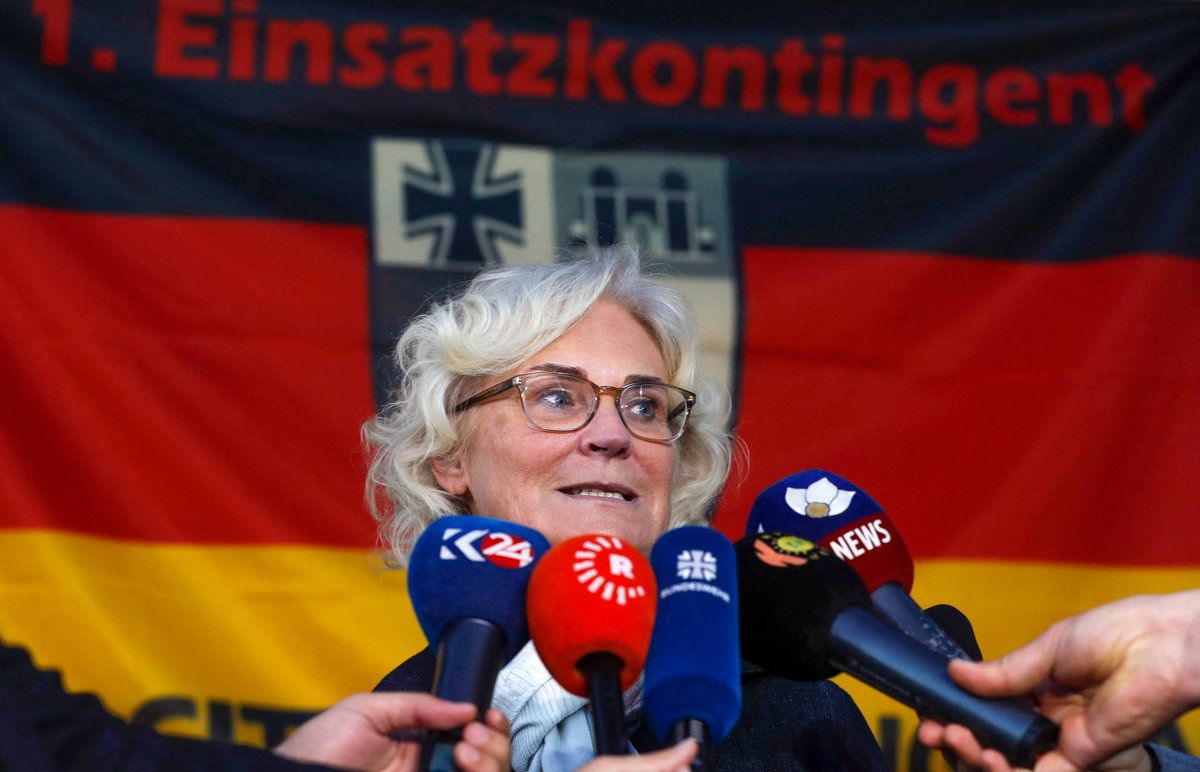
438,527,536,568
572,536,648,605
785,477,855,518
675,549,718,581
754,532,832,568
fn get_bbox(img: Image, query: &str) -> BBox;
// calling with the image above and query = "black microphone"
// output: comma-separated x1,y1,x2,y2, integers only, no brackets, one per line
924,604,983,661
407,516,551,771
746,469,971,661
736,532,1058,768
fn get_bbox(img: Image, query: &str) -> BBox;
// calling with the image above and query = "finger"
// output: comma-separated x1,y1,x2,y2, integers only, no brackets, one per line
461,719,511,771
484,706,510,735
336,693,478,733
948,633,1061,699
940,723,990,767
1031,750,1084,772
915,718,949,749
583,739,698,771
978,747,1022,772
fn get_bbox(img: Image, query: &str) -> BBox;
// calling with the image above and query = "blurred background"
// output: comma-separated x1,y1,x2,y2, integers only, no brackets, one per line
2,1,1198,769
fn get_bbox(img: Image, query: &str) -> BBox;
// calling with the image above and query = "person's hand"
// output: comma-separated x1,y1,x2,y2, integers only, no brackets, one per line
917,719,1152,772
917,590,1200,772
273,692,510,772
576,740,698,772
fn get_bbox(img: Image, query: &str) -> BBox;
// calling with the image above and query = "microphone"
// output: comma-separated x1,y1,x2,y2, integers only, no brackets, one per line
924,604,983,661
644,526,741,769
736,532,1058,768
407,515,551,771
746,469,970,661
527,534,657,757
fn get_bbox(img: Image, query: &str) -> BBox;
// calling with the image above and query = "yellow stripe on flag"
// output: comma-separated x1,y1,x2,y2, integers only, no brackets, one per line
0,529,423,746
3,533,1198,765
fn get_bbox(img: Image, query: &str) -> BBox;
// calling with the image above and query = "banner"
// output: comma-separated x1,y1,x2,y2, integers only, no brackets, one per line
2,1,1198,768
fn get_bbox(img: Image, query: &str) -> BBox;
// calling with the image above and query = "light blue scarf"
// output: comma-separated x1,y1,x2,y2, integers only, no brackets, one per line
491,642,643,772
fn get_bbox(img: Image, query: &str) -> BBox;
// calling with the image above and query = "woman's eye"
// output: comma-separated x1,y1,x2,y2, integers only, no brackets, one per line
536,388,575,409
624,396,661,420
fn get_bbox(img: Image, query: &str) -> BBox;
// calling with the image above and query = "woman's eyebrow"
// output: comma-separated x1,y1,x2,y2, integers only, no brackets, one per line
527,363,666,386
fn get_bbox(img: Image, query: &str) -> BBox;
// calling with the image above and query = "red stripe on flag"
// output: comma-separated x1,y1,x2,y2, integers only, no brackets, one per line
716,247,1200,566
0,206,377,546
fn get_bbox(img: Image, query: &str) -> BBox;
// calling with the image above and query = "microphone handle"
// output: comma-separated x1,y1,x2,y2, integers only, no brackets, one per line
579,652,629,756
420,617,508,772
669,718,710,771
827,607,1058,768
870,582,973,660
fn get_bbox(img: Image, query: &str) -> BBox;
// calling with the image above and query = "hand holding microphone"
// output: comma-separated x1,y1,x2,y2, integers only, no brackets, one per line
736,531,1059,768
527,533,657,757
407,515,550,771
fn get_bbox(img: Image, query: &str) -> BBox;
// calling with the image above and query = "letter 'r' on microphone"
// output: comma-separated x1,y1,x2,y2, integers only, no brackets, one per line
407,515,551,771
645,526,742,769
527,534,657,756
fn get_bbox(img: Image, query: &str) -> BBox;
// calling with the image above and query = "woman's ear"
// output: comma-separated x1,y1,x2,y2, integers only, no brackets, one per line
431,456,469,495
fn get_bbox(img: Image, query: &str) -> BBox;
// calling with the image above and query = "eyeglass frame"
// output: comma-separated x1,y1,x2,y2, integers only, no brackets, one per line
451,371,696,444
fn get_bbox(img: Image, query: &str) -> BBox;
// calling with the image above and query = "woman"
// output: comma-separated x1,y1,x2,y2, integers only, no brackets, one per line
365,248,889,771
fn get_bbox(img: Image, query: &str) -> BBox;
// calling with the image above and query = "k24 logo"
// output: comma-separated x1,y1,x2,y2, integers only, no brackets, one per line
439,527,536,569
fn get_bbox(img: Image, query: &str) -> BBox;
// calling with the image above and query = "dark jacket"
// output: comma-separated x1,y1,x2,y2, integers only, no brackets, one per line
0,640,330,772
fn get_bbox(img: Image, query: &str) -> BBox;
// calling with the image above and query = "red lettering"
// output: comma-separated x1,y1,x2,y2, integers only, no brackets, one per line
508,34,559,98
565,19,627,101
631,41,696,107
461,18,503,96
340,23,389,88
154,0,220,79
817,34,845,116
33,0,72,67
228,15,257,81
918,63,979,147
393,26,454,92
984,67,1040,126
1047,72,1113,126
772,40,815,115
264,20,333,84
1115,63,1154,130
848,57,912,119
701,47,767,111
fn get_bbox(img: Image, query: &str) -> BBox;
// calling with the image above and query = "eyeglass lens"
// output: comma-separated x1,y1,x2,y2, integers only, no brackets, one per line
519,373,687,440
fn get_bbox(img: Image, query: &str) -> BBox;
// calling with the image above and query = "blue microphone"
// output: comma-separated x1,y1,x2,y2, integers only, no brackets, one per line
407,515,550,771
644,526,742,768
746,469,971,661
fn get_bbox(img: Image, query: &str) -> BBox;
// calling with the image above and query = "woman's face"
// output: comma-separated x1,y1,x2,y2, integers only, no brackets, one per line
433,301,678,555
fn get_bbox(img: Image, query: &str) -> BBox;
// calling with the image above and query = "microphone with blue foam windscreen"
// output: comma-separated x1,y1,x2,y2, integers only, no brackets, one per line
745,469,971,661
644,526,742,770
407,515,550,771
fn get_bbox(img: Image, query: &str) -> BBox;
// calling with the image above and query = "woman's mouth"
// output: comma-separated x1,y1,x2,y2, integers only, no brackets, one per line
562,486,634,502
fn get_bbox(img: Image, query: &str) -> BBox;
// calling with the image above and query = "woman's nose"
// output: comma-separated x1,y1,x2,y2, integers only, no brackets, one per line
580,395,633,455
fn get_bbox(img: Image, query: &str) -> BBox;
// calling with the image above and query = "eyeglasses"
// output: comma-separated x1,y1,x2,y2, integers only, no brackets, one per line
452,372,696,443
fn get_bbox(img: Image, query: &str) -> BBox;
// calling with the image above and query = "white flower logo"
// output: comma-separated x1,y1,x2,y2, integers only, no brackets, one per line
784,477,855,518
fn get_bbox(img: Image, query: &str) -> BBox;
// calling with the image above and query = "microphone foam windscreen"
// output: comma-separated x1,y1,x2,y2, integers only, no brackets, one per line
735,532,873,681
924,604,983,660
527,534,657,696
644,526,742,745
745,469,914,592
408,515,551,661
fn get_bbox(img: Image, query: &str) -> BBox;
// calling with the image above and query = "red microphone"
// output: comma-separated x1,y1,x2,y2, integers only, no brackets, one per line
527,534,657,756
